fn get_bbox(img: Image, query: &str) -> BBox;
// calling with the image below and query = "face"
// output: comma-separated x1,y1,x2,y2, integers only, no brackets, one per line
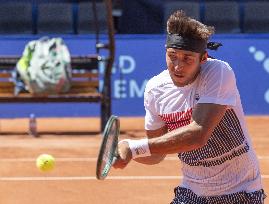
166,48,207,87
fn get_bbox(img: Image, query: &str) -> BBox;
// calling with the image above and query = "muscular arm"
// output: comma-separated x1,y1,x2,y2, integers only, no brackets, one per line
113,103,227,169
134,126,168,165
149,103,227,154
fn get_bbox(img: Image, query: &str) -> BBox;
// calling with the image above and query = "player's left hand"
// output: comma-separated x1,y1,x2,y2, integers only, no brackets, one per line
113,140,132,169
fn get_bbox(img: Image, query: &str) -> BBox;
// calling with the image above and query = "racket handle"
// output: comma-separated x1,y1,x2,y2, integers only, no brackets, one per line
112,153,120,165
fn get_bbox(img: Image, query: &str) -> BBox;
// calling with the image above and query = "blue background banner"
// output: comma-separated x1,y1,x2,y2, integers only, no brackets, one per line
0,34,268,118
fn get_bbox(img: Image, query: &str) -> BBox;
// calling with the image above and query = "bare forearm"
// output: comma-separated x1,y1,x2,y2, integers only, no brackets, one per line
113,104,227,169
134,154,166,165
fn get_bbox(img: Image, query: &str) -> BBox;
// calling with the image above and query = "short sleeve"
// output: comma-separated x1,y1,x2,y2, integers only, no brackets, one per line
144,89,166,130
198,61,237,106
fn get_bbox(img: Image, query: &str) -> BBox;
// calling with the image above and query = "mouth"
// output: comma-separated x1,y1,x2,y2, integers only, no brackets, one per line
174,73,184,78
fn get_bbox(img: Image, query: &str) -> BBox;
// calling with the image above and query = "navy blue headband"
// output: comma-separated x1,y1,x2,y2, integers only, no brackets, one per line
166,34,222,53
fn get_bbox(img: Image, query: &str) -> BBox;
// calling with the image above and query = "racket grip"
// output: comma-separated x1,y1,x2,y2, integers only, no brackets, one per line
112,153,120,165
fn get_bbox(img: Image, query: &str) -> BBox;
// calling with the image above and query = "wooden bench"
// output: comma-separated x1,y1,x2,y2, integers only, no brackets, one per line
0,0,115,132
0,55,101,102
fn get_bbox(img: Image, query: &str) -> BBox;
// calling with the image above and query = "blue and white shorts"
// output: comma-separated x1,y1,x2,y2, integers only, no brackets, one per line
171,187,266,204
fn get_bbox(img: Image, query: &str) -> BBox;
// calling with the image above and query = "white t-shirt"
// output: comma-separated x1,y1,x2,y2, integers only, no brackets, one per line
144,58,262,196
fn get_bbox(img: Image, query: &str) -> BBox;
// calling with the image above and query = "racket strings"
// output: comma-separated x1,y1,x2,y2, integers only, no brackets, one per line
98,120,118,179
96,115,120,180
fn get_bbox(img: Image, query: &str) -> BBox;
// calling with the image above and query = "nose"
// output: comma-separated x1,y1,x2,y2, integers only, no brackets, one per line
173,60,184,71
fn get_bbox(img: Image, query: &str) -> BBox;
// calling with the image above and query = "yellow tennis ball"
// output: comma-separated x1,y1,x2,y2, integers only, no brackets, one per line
36,154,55,172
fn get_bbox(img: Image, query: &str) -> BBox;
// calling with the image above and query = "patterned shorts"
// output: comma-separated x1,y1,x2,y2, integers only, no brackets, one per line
170,187,266,204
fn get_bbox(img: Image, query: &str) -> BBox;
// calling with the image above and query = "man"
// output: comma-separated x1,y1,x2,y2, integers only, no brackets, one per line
113,10,266,203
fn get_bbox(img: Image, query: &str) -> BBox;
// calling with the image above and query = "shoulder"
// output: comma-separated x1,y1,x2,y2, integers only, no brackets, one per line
200,58,235,80
202,58,233,73
144,70,172,94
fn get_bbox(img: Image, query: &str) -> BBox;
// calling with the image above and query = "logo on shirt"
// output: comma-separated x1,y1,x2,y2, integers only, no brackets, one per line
195,93,200,101
135,147,146,155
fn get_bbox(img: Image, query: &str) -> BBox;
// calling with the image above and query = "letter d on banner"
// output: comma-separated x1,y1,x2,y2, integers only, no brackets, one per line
119,55,136,74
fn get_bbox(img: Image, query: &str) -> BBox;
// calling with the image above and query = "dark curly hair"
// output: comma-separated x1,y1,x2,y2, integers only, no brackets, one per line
167,10,215,42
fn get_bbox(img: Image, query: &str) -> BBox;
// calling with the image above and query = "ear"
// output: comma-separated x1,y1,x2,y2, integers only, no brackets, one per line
200,52,208,64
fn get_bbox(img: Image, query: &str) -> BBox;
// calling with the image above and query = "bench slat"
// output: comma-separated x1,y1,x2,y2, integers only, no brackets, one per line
0,83,99,92
0,80,99,88
72,72,98,78
0,92,102,103
71,81,99,88
0,72,12,77
0,87,13,93
0,72,99,79
0,87,99,94
0,82,13,87
69,86,98,93
0,55,100,71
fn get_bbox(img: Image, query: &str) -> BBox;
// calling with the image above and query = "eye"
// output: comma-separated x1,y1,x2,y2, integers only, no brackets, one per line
184,56,194,64
168,55,177,61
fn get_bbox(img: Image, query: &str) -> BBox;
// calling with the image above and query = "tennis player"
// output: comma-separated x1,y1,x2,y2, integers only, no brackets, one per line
113,10,266,203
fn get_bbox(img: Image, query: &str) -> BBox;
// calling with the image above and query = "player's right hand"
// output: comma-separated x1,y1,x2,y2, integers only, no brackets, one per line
113,140,132,169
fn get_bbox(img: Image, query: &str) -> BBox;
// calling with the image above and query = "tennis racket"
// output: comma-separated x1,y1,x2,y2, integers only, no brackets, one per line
96,115,120,180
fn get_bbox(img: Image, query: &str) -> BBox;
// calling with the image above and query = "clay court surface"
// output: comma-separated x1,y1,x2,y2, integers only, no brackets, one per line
0,116,268,204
